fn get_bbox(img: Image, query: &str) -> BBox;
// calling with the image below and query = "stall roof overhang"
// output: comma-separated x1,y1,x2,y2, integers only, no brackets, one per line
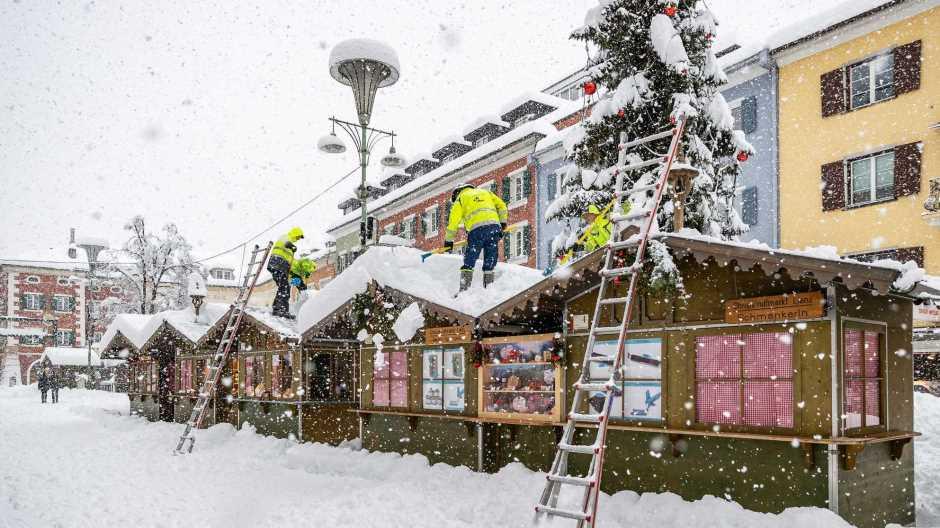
197,307,301,348
479,232,940,328
98,331,140,360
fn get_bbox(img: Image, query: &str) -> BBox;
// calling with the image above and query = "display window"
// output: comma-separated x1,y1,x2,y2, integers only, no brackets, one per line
479,334,562,422
271,352,295,399
843,326,885,432
373,350,407,408
179,359,194,394
587,338,663,421
422,347,465,412
242,355,267,398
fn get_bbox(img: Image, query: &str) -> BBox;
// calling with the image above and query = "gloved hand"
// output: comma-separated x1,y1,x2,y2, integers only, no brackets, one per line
290,277,302,287
443,241,454,253
500,223,508,232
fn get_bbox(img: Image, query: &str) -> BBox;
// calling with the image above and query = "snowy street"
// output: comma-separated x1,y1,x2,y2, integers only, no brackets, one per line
0,387,883,528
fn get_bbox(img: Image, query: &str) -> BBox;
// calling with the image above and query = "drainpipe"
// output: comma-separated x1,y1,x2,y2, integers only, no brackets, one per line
826,283,840,516
758,48,782,248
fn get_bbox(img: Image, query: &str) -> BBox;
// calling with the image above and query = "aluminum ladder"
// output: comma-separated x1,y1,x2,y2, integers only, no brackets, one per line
174,242,272,454
534,117,687,526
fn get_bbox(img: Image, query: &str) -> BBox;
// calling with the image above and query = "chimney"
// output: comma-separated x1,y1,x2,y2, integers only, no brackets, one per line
68,228,77,259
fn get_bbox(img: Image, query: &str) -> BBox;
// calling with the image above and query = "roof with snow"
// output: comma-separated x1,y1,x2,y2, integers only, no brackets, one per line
296,245,545,336
39,347,124,368
328,95,580,233
98,304,230,358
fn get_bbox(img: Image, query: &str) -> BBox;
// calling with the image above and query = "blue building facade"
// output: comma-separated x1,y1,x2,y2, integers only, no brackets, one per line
719,50,780,247
532,143,569,269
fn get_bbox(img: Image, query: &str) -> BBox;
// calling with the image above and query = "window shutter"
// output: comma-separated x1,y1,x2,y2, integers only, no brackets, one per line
894,142,922,198
741,96,758,134
821,161,846,211
522,169,532,197
69,297,76,311
546,171,557,199
418,214,426,237
523,226,531,256
502,176,511,203
503,231,511,261
742,187,759,225
443,202,451,228
893,40,922,95
820,68,846,117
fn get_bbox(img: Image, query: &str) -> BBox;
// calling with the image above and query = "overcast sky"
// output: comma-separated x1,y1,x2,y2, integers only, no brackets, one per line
1,0,826,265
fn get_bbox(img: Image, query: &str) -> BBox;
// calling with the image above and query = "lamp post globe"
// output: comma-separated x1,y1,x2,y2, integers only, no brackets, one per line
328,38,400,126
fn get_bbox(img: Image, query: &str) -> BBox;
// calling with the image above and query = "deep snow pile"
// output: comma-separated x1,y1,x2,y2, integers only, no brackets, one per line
296,245,545,332
0,386,855,528
915,392,940,525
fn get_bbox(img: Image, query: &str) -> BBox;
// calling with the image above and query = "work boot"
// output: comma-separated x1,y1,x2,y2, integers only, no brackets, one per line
483,271,495,288
458,269,473,292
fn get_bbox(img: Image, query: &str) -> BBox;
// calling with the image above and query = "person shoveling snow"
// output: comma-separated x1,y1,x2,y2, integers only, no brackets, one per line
442,183,508,293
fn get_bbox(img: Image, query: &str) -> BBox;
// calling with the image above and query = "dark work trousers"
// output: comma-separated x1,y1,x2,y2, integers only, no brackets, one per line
462,224,502,272
268,255,292,317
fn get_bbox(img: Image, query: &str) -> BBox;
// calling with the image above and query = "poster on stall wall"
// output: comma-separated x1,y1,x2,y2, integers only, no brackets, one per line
443,380,465,411
588,339,662,379
423,348,444,410
623,381,662,421
443,348,464,379
588,388,623,419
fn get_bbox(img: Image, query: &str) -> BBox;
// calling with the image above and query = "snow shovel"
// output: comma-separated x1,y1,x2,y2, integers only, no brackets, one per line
421,224,523,262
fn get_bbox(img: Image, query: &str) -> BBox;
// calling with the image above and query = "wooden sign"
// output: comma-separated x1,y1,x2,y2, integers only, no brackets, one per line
725,291,825,324
425,325,472,345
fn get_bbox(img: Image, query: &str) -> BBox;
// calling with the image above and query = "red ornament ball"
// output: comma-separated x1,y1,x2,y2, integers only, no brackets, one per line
669,115,677,125
737,151,749,162
583,81,597,95
664,5,677,16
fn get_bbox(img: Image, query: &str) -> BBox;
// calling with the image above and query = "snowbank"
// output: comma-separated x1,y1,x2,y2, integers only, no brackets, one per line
0,385,856,528
915,392,940,525
297,245,545,334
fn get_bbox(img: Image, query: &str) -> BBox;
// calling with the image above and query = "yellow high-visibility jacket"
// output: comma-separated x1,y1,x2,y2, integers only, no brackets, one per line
271,227,304,265
445,188,508,242
583,215,612,252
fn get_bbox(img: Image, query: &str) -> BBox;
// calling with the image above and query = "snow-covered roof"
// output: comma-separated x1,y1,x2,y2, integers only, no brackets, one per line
99,313,154,351
40,347,123,368
327,97,580,233
766,0,901,52
99,304,230,356
240,307,301,340
297,245,545,335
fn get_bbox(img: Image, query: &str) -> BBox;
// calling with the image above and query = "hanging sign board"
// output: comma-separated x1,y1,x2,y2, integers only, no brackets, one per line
425,326,472,345
915,305,940,324
725,291,824,324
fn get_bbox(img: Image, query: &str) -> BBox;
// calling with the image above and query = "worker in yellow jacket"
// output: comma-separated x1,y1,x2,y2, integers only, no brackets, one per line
582,204,613,252
443,183,508,292
267,227,304,318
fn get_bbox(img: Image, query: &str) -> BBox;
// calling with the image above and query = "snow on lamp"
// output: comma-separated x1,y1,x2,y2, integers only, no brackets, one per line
329,38,400,126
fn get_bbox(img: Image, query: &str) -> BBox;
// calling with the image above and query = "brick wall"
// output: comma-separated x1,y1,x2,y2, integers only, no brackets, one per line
378,156,538,268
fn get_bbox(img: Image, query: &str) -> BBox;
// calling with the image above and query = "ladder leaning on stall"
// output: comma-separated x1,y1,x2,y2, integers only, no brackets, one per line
534,116,688,527
173,242,273,455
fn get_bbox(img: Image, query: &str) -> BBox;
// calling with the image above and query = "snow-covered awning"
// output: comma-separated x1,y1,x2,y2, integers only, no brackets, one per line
99,304,230,358
39,347,124,368
297,245,545,336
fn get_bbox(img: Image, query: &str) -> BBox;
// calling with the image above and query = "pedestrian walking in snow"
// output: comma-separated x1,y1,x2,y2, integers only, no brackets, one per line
267,227,305,319
49,368,60,404
38,367,49,403
443,183,508,292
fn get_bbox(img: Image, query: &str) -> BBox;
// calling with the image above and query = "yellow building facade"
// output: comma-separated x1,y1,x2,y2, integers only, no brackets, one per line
778,2,939,273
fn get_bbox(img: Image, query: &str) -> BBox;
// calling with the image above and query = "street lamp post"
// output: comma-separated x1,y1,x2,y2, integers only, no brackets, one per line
319,38,405,249
75,238,108,368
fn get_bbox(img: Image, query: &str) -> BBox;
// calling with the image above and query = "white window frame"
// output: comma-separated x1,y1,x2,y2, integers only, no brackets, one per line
424,205,440,237
54,330,74,347
52,295,72,313
726,97,743,131
382,223,395,236
554,170,565,200
441,153,457,164
401,215,416,241
506,222,529,263
473,135,489,148
22,293,42,311
25,275,40,284
848,53,894,110
478,180,495,193
508,170,527,208
19,335,43,346
848,151,895,207
56,277,70,286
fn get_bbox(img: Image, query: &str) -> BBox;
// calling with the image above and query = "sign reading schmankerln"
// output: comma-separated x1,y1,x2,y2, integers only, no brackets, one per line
725,291,825,324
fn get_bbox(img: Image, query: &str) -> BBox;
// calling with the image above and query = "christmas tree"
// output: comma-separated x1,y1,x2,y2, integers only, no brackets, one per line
547,0,753,253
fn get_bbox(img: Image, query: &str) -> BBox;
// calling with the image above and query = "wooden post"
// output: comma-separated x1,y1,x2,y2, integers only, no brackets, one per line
668,165,696,231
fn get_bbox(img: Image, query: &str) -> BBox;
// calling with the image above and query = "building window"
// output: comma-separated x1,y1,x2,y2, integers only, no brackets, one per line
441,153,457,164
473,135,489,148
401,216,416,240
373,350,407,408
89,302,101,319
93,332,102,343
210,268,235,280
741,187,758,226
242,356,266,398
849,151,894,206
307,351,355,401
55,330,75,347
271,351,294,399
56,277,70,286
19,335,43,346
52,295,73,313
508,227,527,260
849,54,894,109
730,103,743,130
843,328,884,431
22,293,43,311
110,286,123,294
25,275,40,284
508,171,526,205
423,206,440,237
695,332,794,428
179,359,194,394
513,114,534,127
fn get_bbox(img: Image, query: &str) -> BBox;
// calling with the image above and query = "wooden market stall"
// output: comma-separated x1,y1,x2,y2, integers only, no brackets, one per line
99,313,158,420
301,238,937,528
